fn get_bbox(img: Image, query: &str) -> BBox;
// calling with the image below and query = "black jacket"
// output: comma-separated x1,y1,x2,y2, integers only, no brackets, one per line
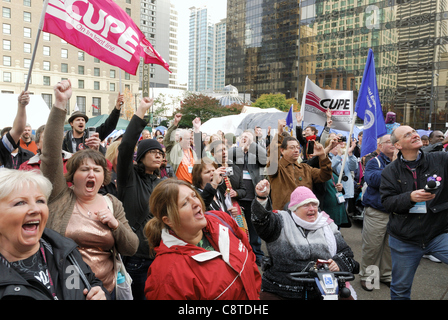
0,133,34,169
62,107,121,154
380,150,448,248
196,183,229,213
0,229,108,300
228,142,267,188
117,115,161,259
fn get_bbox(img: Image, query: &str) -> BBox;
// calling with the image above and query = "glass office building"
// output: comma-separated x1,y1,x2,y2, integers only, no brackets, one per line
226,0,448,130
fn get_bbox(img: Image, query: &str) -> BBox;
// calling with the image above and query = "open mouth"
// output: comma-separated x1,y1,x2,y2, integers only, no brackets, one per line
86,180,95,191
22,220,40,233
194,209,204,220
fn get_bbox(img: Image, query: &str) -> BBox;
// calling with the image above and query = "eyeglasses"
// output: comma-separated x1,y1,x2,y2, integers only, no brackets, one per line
400,130,417,140
148,150,165,157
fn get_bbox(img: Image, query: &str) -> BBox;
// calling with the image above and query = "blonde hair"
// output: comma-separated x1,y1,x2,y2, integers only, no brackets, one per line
105,141,121,165
0,168,53,200
144,179,205,256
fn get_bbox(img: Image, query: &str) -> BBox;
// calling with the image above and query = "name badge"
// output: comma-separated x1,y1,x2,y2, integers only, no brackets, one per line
336,192,345,204
243,170,251,180
409,202,427,214
188,166,193,173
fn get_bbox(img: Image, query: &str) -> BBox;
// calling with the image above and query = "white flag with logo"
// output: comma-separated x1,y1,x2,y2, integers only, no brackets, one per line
301,76,354,132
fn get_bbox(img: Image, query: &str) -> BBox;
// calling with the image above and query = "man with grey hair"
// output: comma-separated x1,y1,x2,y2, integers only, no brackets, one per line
141,129,151,140
381,125,448,300
163,113,201,183
360,134,397,291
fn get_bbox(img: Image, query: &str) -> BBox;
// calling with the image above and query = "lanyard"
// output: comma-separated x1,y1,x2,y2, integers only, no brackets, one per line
10,155,18,169
40,244,58,300
405,165,418,190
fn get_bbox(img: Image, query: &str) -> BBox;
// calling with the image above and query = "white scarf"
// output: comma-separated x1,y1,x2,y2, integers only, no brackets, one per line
291,211,337,257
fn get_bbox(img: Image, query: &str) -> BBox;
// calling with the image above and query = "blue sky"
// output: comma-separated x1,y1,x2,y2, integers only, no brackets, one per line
170,0,227,83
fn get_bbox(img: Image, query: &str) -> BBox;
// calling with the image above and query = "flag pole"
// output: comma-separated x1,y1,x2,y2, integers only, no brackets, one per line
338,112,357,184
119,69,123,93
25,0,50,92
338,87,356,184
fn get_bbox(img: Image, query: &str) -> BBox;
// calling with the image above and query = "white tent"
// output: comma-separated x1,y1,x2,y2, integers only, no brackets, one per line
241,106,281,114
200,114,249,135
0,94,50,130
201,107,282,135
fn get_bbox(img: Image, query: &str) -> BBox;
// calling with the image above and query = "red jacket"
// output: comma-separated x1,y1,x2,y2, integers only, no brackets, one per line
145,211,261,300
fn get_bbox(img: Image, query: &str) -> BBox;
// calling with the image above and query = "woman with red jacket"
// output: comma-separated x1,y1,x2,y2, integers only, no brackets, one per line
144,179,261,300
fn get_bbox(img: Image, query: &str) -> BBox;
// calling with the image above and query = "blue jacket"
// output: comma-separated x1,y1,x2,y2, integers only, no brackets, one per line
362,152,391,211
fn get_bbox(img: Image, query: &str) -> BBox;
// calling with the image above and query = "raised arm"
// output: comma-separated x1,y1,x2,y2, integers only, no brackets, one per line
9,91,30,144
116,97,153,191
40,80,73,202
95,93,124,141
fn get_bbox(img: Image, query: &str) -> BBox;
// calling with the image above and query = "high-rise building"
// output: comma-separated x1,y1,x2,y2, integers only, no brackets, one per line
214,18,227,91
188,6,215,92
1,0,139,121
226,0,448,130
168,3,182,89
188,6,227,93
226,0,301,101
140,0,172,88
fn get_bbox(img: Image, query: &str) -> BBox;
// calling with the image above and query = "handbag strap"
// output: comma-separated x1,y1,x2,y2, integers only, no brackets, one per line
103,195,114,214
68,253,92,291
205,211,237,237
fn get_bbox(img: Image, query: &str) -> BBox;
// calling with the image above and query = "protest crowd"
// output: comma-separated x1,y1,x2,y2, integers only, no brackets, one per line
1,79,447,302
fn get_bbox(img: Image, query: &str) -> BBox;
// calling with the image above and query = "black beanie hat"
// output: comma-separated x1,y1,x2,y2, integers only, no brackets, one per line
136,139,164,163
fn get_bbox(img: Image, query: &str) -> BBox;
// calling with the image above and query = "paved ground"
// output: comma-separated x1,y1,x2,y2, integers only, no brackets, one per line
341,220,448,300
259,219,448,300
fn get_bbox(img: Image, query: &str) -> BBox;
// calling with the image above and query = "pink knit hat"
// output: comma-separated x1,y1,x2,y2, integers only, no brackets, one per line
288,186,319,212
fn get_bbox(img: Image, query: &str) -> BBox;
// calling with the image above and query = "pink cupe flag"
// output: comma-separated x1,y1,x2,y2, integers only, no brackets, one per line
43,0,170,75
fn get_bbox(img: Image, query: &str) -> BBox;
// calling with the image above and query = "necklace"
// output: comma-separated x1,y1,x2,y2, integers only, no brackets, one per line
76,201,93,218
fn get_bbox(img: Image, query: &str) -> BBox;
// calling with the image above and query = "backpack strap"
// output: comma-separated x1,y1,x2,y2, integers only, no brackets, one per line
205,211,237,237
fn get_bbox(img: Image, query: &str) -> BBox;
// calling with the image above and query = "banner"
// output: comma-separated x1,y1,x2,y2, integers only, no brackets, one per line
355,48,387,158
43,0,170,75
301,77,353,131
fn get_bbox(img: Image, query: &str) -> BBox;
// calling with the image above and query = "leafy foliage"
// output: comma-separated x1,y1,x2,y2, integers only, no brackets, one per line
173,93,244,127
252,93,299,112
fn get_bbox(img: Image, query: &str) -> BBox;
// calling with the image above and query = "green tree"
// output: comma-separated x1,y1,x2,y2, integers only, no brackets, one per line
173,93,243,127
252,93,298,112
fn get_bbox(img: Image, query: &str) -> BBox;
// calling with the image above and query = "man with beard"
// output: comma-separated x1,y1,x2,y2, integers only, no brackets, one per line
62,93,124,155
0,91,34,169
18,124,38,155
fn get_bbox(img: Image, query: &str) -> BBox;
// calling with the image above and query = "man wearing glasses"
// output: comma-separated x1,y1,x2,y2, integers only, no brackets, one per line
359,134,397,291
266,119,333,211
380,125,448,300
163,114,201,184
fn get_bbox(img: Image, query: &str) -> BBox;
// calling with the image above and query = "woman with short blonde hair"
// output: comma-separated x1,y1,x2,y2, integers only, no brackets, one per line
0,168,108,300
